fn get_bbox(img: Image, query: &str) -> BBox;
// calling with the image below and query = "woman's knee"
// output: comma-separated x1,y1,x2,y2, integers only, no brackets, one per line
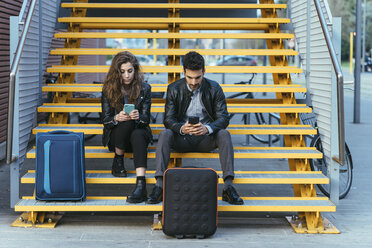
130,128,147,142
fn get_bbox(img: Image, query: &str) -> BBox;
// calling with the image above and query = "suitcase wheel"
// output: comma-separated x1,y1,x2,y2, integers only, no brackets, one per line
196,235,205,239
175,235,184,239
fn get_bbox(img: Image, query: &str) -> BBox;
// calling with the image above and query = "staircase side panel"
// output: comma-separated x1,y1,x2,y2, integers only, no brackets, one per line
291,0,333,166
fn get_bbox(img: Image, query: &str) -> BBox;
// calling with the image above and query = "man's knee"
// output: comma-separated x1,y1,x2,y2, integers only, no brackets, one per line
216,129,231,140
158,129,174,143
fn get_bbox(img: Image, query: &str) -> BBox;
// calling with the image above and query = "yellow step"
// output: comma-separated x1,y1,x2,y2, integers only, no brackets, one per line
26,146,322,159
15,197,335,212
32,124,317,136
54,32,294,40
42,84,306,93
37,103,312,114
61,3,287,10
47,65,303,74
50,48,298,56
21,170,328,185
76,23,270,30
58,17,291,25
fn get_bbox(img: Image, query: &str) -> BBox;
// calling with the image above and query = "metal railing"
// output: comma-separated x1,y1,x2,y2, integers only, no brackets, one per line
313,0,345,165
6,0,38,164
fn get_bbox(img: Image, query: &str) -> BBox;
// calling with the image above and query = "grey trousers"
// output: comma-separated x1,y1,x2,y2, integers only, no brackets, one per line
155,129,235,180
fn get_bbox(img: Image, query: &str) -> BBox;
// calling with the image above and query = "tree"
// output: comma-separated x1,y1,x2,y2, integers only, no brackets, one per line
327,0,356,61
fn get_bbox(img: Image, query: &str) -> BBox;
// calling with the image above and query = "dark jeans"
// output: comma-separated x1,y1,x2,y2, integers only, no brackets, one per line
110,121,149,168
155,129,235,180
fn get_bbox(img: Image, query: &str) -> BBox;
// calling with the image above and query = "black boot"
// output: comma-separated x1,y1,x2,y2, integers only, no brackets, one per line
112,154,127,177
127,177,147,203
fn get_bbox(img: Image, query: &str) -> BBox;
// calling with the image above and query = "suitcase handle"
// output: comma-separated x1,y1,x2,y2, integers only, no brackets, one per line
49,130,73,135
43,140,52,194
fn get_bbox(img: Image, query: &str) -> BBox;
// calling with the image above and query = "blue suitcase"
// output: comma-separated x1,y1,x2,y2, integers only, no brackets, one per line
35,131,86,201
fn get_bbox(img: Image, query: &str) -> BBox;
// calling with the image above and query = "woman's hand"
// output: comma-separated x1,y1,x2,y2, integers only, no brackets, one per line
129,109,139,120
115,111,131,122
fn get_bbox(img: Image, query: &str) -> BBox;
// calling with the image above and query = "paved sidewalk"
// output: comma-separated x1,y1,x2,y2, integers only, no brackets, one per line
0,94,371,248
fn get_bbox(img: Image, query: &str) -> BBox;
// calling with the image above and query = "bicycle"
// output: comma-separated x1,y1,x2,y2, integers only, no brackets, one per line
43,73,58,103
300,112,353,199
227,73,281,145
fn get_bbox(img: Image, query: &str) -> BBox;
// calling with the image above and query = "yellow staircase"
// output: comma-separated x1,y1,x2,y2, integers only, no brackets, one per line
13,0,339,233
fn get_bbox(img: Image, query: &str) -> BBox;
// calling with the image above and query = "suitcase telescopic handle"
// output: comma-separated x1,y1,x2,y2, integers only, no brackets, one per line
49,130,73,135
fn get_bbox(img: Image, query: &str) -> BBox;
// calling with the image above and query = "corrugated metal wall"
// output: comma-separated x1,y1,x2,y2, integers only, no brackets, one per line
291,0,333,165
0,0,23,146
14,0,58,164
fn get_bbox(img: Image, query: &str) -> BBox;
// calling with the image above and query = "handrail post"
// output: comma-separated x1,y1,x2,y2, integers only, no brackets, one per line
6,0,38,164
313,0,345,166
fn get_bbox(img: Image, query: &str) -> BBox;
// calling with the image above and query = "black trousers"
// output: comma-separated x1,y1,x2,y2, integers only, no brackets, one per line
155,129,235,180
110,121,149,168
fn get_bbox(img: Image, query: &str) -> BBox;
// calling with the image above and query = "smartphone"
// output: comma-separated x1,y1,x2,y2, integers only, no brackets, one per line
124,104,135,114
188,116,200,124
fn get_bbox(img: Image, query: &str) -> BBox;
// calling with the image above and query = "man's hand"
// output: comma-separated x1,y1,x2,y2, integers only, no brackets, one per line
181,122,209,136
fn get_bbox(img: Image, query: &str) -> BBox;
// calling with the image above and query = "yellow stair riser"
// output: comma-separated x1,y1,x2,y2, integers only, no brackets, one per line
37,103,312,114
47,66,303,74
21,170,328,184
58,17,291,24
14,197,336,213
51,48,298,56
26,146,322,159
54,32,295,39
21,178,328,185
42,84,306,93
77,23,271,30
32,128,316,136
61,3,287,9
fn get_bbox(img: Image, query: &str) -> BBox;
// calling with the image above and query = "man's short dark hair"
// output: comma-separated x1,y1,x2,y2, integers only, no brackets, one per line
183,51,205,71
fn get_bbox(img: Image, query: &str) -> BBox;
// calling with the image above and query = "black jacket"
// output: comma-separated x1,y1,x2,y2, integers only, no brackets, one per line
164,77,229,134
101,82,152,150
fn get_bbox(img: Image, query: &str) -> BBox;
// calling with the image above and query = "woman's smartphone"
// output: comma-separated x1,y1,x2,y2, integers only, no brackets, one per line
188,116,199,124
124,104,135,114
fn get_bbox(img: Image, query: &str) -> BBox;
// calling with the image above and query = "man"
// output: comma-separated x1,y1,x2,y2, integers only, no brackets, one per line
147,51,243,205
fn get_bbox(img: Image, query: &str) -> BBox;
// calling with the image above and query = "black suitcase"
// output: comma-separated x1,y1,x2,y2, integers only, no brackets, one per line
162,167,218,238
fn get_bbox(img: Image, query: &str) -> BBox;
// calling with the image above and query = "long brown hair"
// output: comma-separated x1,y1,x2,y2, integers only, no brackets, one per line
103,51,144,111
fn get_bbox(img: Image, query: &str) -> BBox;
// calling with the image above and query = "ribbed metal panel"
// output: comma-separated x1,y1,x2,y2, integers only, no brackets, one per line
290,0,333,166
15,0,58,164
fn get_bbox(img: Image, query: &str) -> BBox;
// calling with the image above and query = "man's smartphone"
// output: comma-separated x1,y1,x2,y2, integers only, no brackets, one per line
188,116,199,125
124,104,135,114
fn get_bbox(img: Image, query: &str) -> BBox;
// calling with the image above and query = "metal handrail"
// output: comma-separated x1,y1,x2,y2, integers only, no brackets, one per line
6,0,38,164
313,0,345,165
19,0,30,22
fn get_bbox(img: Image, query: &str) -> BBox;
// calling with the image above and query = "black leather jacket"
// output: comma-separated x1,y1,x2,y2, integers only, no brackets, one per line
164,77,229,134
101,82,152,150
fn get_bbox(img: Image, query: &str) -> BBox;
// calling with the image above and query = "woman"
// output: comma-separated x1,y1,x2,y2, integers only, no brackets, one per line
101,51,152,203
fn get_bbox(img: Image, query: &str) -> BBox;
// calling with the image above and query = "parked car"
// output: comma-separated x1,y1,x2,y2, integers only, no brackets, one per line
136,55,153,66
106,55,157,66
364,56,372,72
216,55,257,66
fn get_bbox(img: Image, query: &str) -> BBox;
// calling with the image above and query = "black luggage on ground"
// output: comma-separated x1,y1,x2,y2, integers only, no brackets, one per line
162,167,218,238
35,130,86,201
